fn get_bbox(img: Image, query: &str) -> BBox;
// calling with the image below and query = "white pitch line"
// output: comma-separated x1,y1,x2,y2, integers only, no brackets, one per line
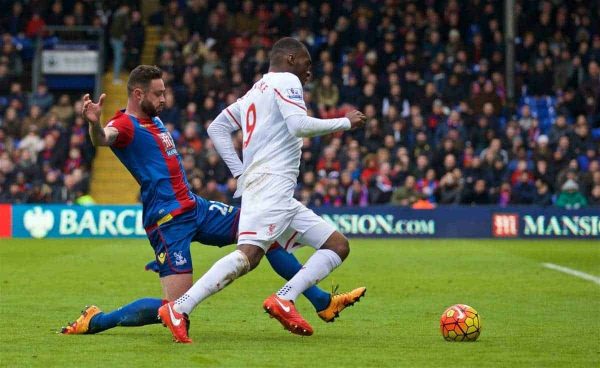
542,263,600,286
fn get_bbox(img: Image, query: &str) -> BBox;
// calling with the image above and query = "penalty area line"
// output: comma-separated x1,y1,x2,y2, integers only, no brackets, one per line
542,263,600,286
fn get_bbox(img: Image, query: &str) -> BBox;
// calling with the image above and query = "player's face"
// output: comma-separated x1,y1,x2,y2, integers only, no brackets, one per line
140,79,166,117
294,48,312,86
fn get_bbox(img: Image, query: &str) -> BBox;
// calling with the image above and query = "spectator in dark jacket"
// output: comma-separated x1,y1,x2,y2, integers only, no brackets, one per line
512,172,536,204
589,185,600,206
533,179,553,206
125,10,145,70
527,60,554,96
437,172,462,204
199,151,229,185
462,179,491,205
29,83,54,112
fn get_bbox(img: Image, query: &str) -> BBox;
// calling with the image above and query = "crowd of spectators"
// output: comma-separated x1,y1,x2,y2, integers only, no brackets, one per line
1,0,600,208
149,0,599,208
0,0,112,203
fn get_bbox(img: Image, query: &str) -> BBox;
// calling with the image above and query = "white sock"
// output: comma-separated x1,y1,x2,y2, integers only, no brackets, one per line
174,250,250,314
276,249,342,302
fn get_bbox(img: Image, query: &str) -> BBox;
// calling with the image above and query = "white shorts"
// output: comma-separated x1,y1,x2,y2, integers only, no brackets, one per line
274,221,336,254
237,173,336,251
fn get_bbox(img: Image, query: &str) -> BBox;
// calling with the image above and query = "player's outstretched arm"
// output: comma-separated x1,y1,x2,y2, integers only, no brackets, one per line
207,110,243,178
275,73,367,137
285,110,367,138
82,93,119,146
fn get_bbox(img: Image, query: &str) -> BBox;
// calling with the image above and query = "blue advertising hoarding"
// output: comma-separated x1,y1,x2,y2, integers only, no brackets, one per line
11,205,145,238
2,204,598,239
316,206,600,239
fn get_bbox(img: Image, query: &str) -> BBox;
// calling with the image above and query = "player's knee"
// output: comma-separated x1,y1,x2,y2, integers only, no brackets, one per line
238,244,264,270
322,232,350,261
247,256,261,271
336,236,350,260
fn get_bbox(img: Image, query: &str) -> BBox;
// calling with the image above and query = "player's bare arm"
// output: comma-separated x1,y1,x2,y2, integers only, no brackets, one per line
82,93,119,146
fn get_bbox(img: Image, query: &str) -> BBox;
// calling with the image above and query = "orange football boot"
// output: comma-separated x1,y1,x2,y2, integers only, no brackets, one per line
263,294,313,336
158,301,192,343
318,286,366,322
61,305,102,334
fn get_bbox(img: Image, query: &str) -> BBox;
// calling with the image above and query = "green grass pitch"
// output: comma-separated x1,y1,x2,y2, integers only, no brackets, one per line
1,239,599,367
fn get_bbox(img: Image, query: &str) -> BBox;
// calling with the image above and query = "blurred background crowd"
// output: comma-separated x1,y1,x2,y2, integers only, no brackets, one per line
0,0,599,208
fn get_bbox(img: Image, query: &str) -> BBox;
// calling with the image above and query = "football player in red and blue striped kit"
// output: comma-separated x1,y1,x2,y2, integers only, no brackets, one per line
61,65,365,337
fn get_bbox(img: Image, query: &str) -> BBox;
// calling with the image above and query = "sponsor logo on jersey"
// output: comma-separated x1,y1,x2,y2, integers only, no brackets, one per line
267,223,276,236
285,88,303,101
157,252,166,264
158,132,178,156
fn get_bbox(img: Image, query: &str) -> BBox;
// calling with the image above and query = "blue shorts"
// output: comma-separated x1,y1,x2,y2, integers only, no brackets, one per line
145,195,239,277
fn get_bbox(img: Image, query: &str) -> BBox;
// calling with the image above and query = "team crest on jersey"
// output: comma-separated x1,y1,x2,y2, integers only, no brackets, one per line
158,132,177,156
285,88,303,101
267,223,276,236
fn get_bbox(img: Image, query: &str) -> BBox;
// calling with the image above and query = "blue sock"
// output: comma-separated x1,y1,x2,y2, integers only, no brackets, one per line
266,245,331,311
88,298,163,334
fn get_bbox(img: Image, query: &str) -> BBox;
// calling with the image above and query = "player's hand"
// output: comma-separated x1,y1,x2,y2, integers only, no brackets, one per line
345,110,367,130
82,93,106,125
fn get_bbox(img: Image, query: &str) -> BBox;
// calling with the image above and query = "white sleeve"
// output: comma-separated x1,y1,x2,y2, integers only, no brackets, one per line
273,73,308,119
222,100,243,131
207,110,244,178
285,114,351,138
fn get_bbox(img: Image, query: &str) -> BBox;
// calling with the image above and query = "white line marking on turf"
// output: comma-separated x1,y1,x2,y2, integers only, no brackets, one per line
542,263,600,286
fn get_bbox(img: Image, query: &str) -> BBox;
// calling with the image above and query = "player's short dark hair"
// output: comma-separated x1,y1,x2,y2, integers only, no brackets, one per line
127,65,163,96
269,37,307,65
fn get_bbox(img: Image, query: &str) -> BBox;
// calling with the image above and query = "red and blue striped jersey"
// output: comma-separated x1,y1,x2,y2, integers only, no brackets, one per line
107,110,196,228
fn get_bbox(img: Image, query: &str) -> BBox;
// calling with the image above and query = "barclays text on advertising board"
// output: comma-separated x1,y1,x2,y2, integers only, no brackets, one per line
58,208,145,236
12,205,145,238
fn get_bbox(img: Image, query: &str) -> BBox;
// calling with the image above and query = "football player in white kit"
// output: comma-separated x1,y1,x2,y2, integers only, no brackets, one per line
158,37,367,343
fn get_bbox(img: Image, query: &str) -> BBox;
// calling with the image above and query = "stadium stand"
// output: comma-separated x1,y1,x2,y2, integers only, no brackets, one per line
0,0,598,207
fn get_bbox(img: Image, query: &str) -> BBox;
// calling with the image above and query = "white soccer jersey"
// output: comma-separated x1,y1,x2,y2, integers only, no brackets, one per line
223,72,307,184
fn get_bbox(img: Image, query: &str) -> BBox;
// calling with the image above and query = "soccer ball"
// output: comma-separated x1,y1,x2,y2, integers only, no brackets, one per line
440,304,481,342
